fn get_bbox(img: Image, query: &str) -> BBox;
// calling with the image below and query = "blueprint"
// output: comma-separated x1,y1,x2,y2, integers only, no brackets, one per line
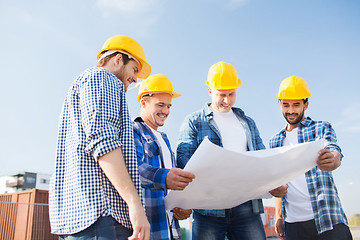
165,137,325,210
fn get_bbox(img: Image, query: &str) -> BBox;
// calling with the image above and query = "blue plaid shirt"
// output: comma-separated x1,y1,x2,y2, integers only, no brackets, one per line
49,67,141,234
176,104,265,217
133,117,181,240
269,116,348,234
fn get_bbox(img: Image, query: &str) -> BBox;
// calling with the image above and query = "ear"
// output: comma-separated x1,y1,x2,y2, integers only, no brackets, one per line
113,53,123,66
304,101,309,110
140,98,146,108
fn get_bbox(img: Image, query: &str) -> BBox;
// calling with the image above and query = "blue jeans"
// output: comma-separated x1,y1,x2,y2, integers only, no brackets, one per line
285,219,353,240
192,201,266,240
59,216,133,240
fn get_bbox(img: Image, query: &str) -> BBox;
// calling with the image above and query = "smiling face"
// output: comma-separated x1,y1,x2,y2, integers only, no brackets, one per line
208,88,237,112
280,99,309,131
140,93,173,130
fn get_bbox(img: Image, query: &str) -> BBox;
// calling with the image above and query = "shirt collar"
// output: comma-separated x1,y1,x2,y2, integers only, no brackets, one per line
134,116,144,122
298,116,313,127
204,103,213,117
203,104,244,117
280,116,313,135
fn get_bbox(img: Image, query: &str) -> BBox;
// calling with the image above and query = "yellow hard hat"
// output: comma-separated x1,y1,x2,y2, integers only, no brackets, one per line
97,35,151,79
137,74,181,102
206,61,241,90
276,76,311,99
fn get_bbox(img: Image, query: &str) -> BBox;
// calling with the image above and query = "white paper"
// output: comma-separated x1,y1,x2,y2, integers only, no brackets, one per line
165,137,325,210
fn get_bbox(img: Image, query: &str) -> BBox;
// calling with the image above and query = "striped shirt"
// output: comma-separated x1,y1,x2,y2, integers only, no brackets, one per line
269,116,348,234
49,67,141,234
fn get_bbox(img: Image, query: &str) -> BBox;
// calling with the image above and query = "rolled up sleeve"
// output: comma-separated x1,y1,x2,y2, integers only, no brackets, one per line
80,70,124,160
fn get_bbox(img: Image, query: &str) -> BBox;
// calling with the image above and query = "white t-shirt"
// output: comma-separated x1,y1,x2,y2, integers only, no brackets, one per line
283,128,314,223
146,124,173,238
147,124,173,169
212,109,247,153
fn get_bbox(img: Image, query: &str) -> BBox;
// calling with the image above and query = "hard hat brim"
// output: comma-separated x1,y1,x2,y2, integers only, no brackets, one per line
137,60,151,79
137,91,181,103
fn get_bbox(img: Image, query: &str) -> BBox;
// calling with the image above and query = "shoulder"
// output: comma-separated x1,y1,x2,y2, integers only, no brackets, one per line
78,67,123,87
270,130,284,141
133,118,147,133
302,117,333,129
78,67,108,79
183,108,205,123
232,107,256,124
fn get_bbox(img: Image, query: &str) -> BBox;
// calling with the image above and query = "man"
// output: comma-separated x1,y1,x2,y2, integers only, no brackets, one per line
176,61,287,240
49,35,151,240
133,74,195,240
270,75,352,240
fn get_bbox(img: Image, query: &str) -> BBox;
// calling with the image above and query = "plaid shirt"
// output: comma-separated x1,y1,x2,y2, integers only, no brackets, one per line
269,116,348,234
176,104,265,217
133,117,181,240
49,67,141,234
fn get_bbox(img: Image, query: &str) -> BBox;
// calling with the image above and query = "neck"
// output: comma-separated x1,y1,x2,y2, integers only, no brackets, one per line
140,114,158,131
286,124,298,132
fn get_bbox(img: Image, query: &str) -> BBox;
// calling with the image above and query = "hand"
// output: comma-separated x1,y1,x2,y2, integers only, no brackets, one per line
166,168,195,190
173,207,192,220
269,185,288,198
275,218,286,240
317,149,341,171
128,203,150,240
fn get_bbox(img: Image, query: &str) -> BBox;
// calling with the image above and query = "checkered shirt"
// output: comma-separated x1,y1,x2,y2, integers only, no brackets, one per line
133,117,181,240
269,116,348,234
49,67,141,234
176,104,265,217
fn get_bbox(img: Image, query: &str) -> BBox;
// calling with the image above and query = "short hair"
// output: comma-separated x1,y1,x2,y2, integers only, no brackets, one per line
97,51,131,67
140,94,153,103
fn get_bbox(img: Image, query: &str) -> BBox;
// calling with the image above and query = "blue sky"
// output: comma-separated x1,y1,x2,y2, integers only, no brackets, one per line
0,0,359,216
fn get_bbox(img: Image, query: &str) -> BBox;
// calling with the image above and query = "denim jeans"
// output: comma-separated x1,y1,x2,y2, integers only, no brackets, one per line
285,219,353,240
59,216,133,240
192,201,266,240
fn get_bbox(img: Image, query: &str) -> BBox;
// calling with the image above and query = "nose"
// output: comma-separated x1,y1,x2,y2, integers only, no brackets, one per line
132,77,137,84
287,106,295,114
223,96,230,104
161,106,170,115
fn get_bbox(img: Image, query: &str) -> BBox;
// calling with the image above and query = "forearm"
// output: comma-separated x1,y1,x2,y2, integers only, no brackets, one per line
275,197,283,220
99,147,143,207
138,161,169,190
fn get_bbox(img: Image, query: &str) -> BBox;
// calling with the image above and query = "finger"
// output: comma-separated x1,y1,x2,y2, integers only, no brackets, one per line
144,227,150,240
319,152,333,160
178,175,195,184
318,148,330,154
178,170,196,179
139,227,144,240
175,181,191,190
129,228,140,240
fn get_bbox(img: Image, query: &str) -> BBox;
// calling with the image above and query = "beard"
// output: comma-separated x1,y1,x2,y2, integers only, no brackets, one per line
283,111,305,125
